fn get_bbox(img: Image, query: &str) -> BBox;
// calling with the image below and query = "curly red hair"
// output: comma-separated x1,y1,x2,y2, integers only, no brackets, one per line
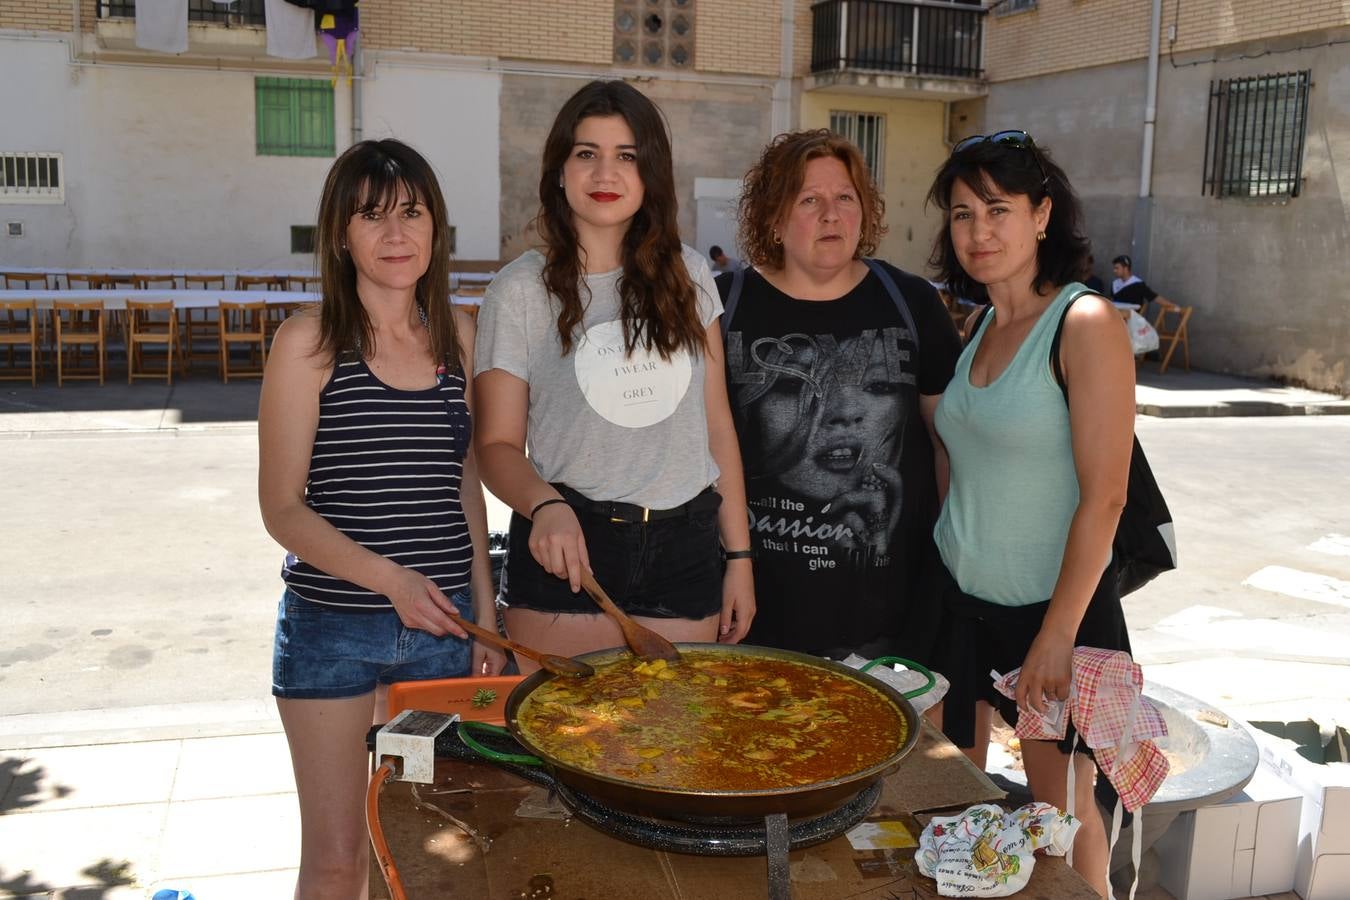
737,129,886,269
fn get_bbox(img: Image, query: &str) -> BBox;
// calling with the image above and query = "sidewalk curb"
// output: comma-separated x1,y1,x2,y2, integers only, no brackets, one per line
1139,401,1350,418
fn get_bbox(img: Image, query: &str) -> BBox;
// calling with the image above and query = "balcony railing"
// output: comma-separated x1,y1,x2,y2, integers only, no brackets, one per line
812,0,985,80
97,0,267,27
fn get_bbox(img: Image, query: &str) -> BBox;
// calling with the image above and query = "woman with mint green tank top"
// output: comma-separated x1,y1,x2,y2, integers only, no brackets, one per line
935,282,1092,605
923,132,1136,898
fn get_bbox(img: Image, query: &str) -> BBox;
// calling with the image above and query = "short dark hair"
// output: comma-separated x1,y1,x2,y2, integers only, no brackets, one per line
926,136,1090,302
709,245,724,258
1113,254,1132,269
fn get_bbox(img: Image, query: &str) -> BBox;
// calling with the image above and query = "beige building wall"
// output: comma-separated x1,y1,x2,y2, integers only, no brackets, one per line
697,0,781,76
800,91,948,274
360,0,611,63
985,0,1350,82
0,0,72,32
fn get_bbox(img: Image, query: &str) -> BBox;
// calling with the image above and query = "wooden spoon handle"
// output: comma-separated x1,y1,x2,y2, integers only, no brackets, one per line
446,607,591,676
580,572,681,662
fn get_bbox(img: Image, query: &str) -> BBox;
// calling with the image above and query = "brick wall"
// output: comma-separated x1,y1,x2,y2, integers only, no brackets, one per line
697,0,781,76
986,0,1350,82
360,0,612,64
0,0,72,32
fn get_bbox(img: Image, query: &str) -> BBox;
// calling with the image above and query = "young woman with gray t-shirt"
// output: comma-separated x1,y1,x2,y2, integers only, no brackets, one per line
473,80,755,671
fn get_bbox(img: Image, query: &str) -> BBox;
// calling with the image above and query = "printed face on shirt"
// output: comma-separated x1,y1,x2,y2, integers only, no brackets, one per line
749,332,903,505
777,157,863,278
563,115,645,239
345,185,434,296
947,176,1050,291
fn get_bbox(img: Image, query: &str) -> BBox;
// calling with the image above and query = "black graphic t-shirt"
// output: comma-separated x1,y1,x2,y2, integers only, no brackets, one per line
718,264,961,659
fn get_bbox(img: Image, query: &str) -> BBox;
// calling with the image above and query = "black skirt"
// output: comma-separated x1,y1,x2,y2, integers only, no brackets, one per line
929,558,1132,752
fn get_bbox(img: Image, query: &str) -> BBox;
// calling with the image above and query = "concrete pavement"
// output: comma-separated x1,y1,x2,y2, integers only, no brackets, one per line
2,369,1344,899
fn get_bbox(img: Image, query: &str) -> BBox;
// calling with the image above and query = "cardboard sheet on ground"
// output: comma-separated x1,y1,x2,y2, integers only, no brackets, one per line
369,720,1100,899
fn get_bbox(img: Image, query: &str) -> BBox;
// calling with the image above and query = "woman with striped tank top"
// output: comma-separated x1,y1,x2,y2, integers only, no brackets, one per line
259,139,505,899
924,133,1135,898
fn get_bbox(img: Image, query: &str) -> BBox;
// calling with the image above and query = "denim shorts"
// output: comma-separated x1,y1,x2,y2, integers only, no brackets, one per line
271,588,475,700
502,493,723,619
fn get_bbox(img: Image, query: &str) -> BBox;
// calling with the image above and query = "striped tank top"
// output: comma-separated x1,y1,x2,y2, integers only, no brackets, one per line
282,355,473,610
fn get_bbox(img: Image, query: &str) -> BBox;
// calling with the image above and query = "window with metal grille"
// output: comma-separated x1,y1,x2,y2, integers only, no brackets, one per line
1203,71,1310,199
0,153,64,204
97,0,267,26
993,0,1036,15
256,78,335,158
829,112,886,190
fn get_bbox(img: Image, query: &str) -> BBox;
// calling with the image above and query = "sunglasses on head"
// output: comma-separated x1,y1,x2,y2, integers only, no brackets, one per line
952,130,1049,185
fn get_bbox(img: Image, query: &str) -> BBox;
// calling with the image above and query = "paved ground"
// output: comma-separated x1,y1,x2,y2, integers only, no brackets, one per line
1,369,1345,898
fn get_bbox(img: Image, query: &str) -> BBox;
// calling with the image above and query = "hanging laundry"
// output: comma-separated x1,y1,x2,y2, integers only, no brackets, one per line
319,7,359,86
134,0,188,55
283,0,359,12
265,0,317,59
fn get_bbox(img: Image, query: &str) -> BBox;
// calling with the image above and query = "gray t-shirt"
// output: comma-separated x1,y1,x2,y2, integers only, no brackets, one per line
474,245,723,510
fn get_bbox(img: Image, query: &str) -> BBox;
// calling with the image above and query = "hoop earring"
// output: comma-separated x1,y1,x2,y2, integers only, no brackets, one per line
772,230,782,245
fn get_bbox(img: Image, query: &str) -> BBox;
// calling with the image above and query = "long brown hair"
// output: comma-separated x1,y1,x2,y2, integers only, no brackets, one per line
537,80,703,359
738,129,886,270
314,139,459,369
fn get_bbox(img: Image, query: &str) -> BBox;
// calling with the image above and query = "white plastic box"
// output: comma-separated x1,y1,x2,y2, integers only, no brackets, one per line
1155,764,1302,900
1253,729,1350,900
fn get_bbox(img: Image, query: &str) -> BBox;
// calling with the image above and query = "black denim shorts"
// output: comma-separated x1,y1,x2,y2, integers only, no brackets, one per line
501,488,723,619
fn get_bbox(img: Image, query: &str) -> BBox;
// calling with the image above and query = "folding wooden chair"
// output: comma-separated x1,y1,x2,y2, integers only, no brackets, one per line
126,300,181,385
52,301,106,386
2,272,49,290
1153,302,1192,374
67,273,113,291
179,276,227,373
285,275,322,292
218,301,268,383
136,274,179,290
0,299,40,386
236,274,282,291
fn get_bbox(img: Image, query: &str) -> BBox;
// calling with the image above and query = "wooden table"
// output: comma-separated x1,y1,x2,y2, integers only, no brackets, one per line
367,720,1100,899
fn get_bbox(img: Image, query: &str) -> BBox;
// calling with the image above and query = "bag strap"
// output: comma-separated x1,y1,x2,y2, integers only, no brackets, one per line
1048,287,1101,401
862,258,920,352
719,259,920,350
718,264,749,342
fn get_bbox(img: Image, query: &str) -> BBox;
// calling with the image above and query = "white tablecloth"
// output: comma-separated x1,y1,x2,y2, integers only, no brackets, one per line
0,290,482,309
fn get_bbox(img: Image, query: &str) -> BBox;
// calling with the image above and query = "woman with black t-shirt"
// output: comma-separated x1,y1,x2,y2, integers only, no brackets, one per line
717,130,961,661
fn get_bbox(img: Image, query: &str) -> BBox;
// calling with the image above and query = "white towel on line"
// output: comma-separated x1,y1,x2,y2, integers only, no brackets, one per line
134,0,188,55
265,0,317,59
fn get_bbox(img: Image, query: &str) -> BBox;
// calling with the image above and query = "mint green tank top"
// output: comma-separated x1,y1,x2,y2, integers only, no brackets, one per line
934,283,1093,606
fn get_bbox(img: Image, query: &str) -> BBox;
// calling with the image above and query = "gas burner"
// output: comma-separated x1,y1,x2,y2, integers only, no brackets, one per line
553,779,882,856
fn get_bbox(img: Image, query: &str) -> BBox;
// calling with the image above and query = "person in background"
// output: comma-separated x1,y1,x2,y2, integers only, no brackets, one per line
709,244,739,272
1110,253,1174,311
926,130,1135,898
1081,253,1105,295
717,129,961,663
474,80,755,671
259,138,505,899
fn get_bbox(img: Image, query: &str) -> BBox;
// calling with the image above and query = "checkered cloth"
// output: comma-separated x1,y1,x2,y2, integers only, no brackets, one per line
993,647,1169,812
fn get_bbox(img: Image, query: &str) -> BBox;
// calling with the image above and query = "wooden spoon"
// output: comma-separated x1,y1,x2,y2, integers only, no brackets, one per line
447,608,594,678
580,572,682,662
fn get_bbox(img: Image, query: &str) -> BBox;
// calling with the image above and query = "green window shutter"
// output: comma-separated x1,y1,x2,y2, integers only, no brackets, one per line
255,77,335,158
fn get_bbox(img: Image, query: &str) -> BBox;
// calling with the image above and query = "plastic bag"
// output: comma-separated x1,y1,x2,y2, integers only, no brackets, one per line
1126,309,1159,355
916,802,1080,897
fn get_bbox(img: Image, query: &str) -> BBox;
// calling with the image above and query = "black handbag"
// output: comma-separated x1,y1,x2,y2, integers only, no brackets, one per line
965,295,1177,596
1049,295,1177,595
